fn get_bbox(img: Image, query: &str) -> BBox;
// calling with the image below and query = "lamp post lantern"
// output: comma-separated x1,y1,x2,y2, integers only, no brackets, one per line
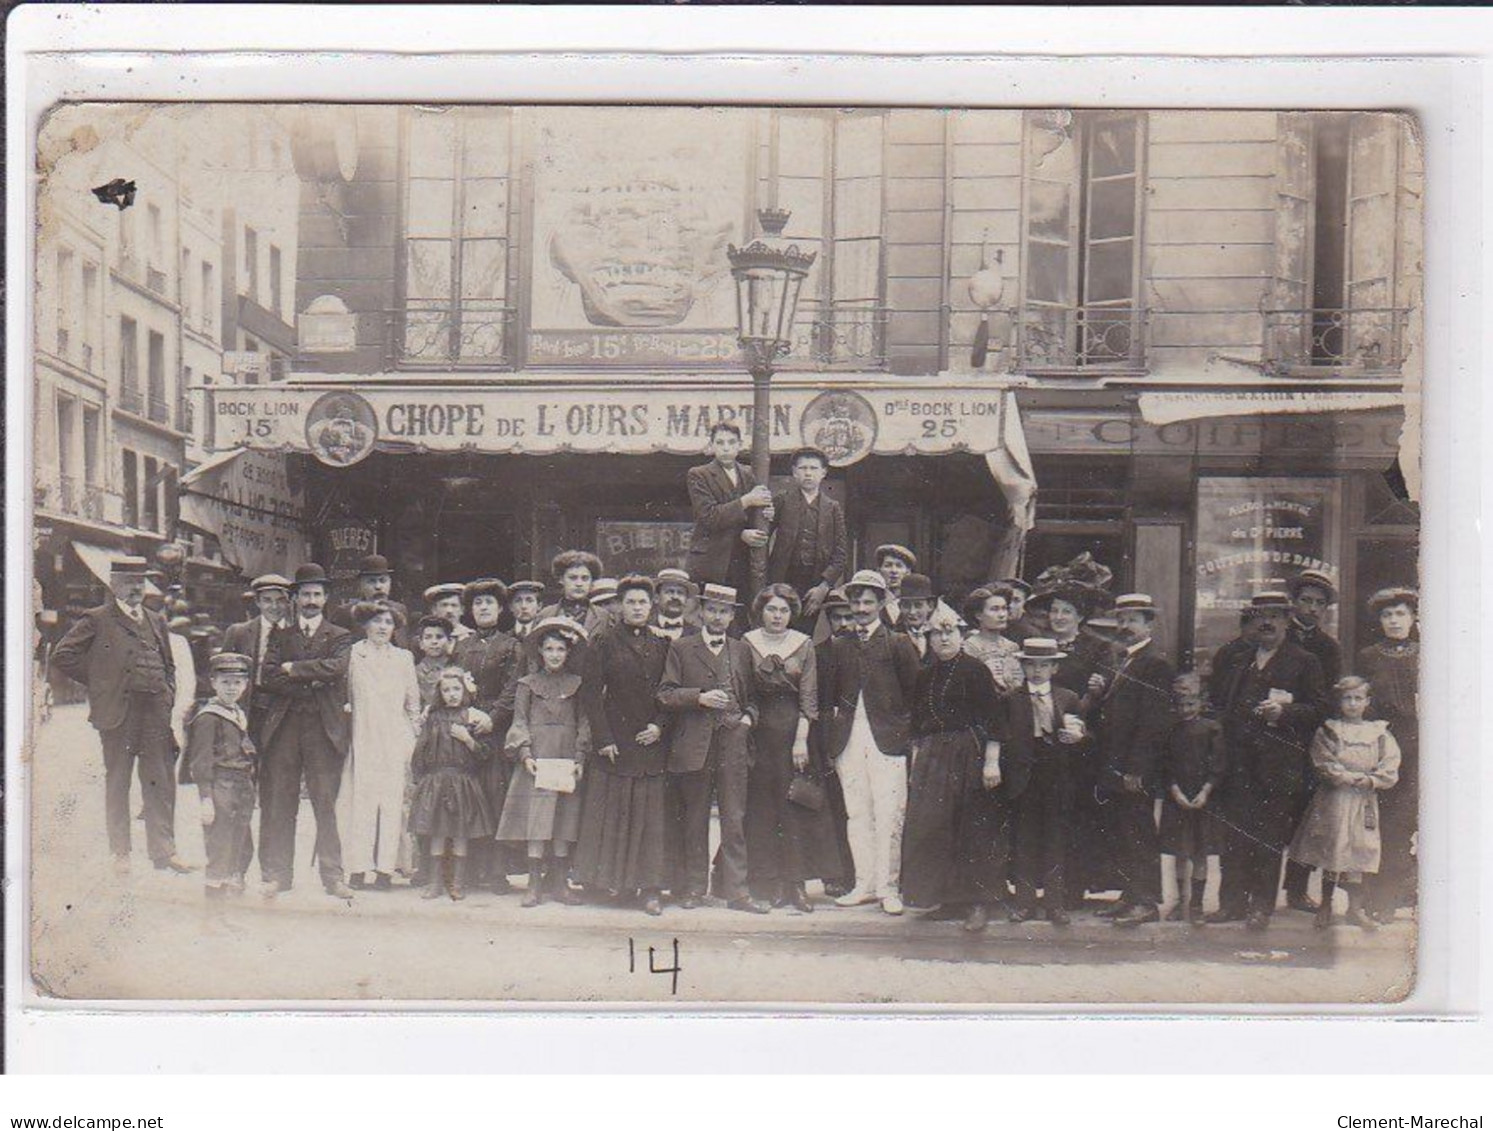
727,208,816,595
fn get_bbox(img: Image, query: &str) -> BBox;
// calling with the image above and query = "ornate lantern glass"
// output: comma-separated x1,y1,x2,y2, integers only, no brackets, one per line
727,208,817,374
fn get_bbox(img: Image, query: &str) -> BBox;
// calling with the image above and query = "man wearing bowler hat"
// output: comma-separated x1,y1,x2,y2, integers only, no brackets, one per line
258,563,356,899
1095,593,1176,927
331,554,411,649
1207,591,1328,929
656,583,768,913
894,573,939,662
221,574,293,745
54,556,192,875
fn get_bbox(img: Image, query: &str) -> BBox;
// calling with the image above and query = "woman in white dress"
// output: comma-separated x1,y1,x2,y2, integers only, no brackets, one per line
339,601,421,889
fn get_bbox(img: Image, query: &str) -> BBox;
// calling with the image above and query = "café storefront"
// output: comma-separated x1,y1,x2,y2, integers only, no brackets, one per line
209,376,1035,605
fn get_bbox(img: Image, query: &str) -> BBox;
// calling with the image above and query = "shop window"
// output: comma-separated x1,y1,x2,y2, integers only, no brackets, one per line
1019,110,1147,372
1268,112,1406,377
400,107,512,367
768,109,887,369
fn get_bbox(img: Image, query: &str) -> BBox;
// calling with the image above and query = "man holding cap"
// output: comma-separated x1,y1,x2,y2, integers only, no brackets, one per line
222,573,292,744
331,555,411,649
54,556,192,875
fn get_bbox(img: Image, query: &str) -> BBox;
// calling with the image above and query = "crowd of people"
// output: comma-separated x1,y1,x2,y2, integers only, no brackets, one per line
50,424,1421,936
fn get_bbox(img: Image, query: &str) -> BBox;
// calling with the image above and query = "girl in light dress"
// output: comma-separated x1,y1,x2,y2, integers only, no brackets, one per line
1289,676,1401,931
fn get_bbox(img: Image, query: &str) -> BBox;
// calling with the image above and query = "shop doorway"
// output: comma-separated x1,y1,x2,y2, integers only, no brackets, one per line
436,509,517,583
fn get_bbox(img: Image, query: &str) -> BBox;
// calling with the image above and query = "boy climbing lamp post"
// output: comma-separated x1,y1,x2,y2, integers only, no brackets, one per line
728,208,817,595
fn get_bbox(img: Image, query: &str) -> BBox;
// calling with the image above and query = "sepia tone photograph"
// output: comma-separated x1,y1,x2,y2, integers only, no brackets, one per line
26,100,1421,1007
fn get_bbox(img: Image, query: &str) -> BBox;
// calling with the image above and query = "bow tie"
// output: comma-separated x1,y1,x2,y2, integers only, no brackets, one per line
704,634,726,649
659,618,683,629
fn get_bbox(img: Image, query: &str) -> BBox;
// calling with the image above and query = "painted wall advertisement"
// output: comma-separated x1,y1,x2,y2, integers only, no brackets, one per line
178,449,307,579
1192,476,1341,669
526,107,751,366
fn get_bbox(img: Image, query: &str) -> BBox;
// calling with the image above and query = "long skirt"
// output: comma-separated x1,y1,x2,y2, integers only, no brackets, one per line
744,692,847,897
496,757,584,846
900,729,1012,908
571,765,670,893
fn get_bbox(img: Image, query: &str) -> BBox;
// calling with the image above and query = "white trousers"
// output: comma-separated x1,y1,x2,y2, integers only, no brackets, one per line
835,696,908,898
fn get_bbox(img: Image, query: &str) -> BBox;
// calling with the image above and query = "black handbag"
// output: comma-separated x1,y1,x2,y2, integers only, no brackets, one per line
787,773,826,812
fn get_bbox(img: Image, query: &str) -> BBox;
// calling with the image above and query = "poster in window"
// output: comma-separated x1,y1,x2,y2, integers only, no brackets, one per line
595,521,693,578
1192,476,1342,672
528,107,750,366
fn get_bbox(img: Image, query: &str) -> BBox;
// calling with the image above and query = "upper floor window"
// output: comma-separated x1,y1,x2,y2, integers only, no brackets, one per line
81,262,98,372
270,244,284,319
119,316,140,411
1269,112,1406,377
201,261,215,336
54,247,74,360
1019,110,1147,373
400,107,512,367
768,109,887,369
244,226,259,300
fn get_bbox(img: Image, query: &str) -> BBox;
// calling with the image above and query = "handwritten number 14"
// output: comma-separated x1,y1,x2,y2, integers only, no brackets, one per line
628,938,682,995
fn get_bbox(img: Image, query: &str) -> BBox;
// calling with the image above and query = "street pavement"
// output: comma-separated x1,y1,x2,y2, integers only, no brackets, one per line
24,704,1415,1007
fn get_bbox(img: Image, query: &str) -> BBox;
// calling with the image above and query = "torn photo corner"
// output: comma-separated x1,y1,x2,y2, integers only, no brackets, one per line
25,100,1421,1008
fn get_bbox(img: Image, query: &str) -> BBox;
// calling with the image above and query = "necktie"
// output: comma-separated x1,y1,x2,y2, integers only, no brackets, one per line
1032,688,1052,737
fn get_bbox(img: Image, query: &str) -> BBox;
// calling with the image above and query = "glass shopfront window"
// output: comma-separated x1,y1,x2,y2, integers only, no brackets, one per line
1192,475,1343,672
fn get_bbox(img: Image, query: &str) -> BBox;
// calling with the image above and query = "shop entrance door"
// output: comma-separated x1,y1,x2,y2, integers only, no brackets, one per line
436,510,517,584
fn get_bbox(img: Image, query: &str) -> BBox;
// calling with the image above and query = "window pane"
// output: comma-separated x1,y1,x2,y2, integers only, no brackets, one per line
835,113,883,179
460,238,506,301
832,238,881,303
457,309,505,362
777,176,824,241
778,114,828,178
462,111,510,178
462,177,507,238
1088,117,1137,179
1087,176,1137,242
833,177,881,240
407,177,455,237
1026,242,1072,305
408,111,458,174
1085,239,1135,304
403,308,450,362
406,239,453,300
1027,179,1073,243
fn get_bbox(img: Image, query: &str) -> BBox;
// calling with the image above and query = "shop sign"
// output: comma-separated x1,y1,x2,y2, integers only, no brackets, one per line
212,384,1020,464
324,519,377,581
298,295,358,353
595,521,693,577
1192,475,1341,670
178,449,306,579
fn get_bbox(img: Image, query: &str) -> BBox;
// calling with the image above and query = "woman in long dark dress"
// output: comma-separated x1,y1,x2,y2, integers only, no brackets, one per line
453,578,523,894
743,584,845,912
573,576,672,915
1357,587,1419,922
901,603,1013,932
1028,582,1119,906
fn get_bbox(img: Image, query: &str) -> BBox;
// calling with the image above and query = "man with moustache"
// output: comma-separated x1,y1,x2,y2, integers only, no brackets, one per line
1208,592,1328,930
258,563,356,899
651,568,701,641
331,555,412,649
53,557,192,875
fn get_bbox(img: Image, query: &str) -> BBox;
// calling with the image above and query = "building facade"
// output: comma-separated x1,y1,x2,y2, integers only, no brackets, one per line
211,105,1419,664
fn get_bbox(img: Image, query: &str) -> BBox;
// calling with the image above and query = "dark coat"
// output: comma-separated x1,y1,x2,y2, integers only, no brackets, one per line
583,625,672,777
821,625,922,759
1095,640,1177,788
656,633,759,774
685,460,759,586
221,616,277,675
185,703,256,793
259,619,353,750
766,488,848,590
453,626,522,734
52,601,175,732
999,683,1089,801
1210,639,1328,794
1289,620,1343,687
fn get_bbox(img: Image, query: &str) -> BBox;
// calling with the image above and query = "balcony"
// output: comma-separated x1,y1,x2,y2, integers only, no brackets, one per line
785,301,890,370
36,476,108,522
1264,308,1408,379
147,390,170,425
119,386,144,416
392,305,515,368
1006,304,1149,376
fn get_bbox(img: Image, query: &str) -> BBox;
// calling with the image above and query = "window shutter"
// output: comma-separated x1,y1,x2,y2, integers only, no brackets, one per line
1269,112,1316,366
831,112,885,362
1343,112,1401,370
1021,110,1081,366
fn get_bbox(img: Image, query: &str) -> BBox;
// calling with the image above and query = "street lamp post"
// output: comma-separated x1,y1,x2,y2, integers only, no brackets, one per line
727,208,816,596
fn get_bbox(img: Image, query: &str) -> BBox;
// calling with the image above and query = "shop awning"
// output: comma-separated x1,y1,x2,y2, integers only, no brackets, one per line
70,541,162,595
179,448,308,579
1136,390,1405,426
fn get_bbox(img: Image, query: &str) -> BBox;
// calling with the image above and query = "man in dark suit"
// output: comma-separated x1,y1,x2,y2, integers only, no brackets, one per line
258,563,356,899
53,556,192,876
1095,593,1176,927
767,446,847,625
685,422,774,600
821,569,923,915
894,573,938,662
656,583,766,913
1005,638,1089,926
220,573,292,745
330,554,411,649
650,568,701,641
1286,569,1343,687
1208,591,1328,930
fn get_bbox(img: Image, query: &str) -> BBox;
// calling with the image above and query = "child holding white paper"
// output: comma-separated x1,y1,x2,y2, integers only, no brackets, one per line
497,619,592,907
408,667,496,901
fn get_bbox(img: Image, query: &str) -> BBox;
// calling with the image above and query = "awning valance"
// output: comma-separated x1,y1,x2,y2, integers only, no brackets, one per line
70,541,162,595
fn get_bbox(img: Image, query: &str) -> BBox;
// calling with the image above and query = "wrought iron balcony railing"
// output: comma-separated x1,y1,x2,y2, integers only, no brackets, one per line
1264,307,1408,378
392,305,516,367
1008,303,1149,373
784,301,890,369
118,386,144,415
37,476,107,521
147,391,170,425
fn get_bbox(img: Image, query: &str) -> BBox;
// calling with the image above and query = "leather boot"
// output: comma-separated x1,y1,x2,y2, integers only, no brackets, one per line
421,855,447,900
521,862,546,908
550,862,582,905
450,855,469,901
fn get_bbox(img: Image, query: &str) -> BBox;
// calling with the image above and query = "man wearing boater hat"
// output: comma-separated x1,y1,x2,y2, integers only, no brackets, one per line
331,554,411,649
54,556,193,875
1094,593,1176,927
651,568,701,640
258,562,356,899
1207,591,1328,929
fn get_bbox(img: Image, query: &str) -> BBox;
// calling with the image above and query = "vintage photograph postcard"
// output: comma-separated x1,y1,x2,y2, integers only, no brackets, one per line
27,100,1421,1006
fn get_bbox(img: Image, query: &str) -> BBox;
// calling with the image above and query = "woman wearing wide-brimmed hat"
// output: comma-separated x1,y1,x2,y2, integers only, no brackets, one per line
339,600,421,889
1357,586,1419,922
